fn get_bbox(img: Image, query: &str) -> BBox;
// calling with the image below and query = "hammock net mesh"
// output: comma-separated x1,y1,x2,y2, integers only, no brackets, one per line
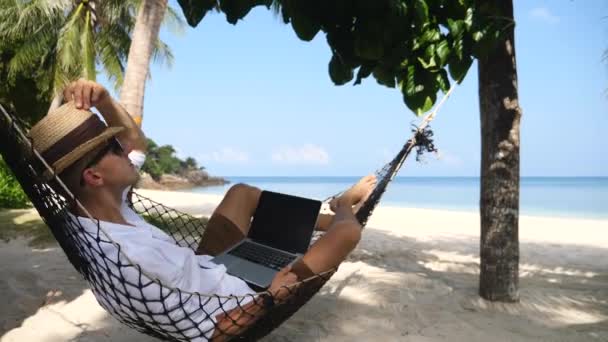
0,104,434,341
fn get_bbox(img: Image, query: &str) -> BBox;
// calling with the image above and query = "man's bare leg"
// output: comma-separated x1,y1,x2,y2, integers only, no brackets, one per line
200,175,375,264
314,176,376,232
299,175,376,274
195,183,262,256
208,183,262,235
211,176,375,341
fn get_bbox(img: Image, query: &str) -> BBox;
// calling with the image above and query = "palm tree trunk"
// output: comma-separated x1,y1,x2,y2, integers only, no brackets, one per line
478,0,522,302
120,0,168,126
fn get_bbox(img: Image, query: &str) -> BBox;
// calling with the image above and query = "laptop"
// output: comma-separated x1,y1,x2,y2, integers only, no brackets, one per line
211,190,322,289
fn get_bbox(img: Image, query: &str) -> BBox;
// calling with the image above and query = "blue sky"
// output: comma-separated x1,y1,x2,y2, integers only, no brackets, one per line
104,0,608,177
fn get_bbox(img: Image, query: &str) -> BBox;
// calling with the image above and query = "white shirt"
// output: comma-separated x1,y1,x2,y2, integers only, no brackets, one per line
74,150,255,341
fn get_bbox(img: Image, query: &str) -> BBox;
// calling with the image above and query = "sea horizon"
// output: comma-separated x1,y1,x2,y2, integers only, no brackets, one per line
189,176,608,220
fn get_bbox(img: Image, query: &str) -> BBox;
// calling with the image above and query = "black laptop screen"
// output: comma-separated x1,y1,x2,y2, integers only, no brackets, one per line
248,191,322,254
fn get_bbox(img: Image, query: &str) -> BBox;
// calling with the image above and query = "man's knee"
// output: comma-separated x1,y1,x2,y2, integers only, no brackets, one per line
225,183,261,201
331,222,362,249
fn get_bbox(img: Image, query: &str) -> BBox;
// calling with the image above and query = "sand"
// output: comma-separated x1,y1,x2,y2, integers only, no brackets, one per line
1,189,606,341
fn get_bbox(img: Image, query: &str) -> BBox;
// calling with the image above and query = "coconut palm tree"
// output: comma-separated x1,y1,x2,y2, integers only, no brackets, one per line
0,0,176,112
120,0,168,126
119,0,185,126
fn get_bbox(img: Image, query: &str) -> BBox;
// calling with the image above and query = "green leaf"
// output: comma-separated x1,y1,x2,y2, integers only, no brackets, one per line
435,39,450,65
328,54,354,85
402,65,416,97
177,0,216,27
354,35,384,60
354,63,374,85
57,3,85,80
403,87,436,116
372,65,396,88
436,69,450,92
414,0,429,23
291,13,320,41
353,20,386,60
448,56,473,83
447,19,465,37
82,10,96,81
417,56,436,69
171,0,488,117
453,37,464,60
419,27,441,45
401,65,436,115
472,29,484,42
417,44,437,69
464,8,474,29
220,0,255,24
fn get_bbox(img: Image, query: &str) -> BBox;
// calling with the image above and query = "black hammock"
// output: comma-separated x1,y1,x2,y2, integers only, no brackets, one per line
0,104,436,341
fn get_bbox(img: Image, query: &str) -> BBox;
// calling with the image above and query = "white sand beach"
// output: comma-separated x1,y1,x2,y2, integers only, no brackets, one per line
1,189,607,341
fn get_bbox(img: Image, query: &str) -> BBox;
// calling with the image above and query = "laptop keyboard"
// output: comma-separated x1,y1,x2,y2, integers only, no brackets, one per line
228,242,297,271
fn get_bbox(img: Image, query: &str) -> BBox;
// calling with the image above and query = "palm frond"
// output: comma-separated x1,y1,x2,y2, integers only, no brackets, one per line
52,62,74,96
96,27,128,90
0,0,62,41
56,3,85,72
163,5,186,36
97,0,137,33
7,28,56,80
100,24,132,61
82,9,96,80
152,38,174,69
270,0,282,15
33,0,72,17
3,0,180,100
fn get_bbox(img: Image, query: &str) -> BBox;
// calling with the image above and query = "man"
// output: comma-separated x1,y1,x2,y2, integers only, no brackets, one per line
28,79,376,341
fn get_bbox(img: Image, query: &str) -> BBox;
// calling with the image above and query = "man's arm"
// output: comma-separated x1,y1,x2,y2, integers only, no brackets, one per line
211,297,267,342
96,97,147,153
211,267,298,341
63,79,147,153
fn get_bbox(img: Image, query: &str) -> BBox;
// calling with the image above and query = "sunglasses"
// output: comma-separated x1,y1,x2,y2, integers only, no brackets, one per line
79,138,125,186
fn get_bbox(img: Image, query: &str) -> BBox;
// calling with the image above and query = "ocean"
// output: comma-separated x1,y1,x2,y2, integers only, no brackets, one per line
189,177,608,220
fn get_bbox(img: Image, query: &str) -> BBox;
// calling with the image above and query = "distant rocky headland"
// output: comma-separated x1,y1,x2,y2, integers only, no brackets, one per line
137,169,229,191
136,138,229,191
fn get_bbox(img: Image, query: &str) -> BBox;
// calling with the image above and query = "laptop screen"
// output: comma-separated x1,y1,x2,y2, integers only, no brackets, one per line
248,191,322,254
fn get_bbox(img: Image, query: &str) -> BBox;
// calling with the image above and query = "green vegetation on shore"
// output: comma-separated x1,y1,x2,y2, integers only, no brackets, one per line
0,157,29,209
142,138,204,181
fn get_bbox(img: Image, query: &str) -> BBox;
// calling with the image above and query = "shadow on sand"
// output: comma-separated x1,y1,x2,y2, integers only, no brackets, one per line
1,222,606,341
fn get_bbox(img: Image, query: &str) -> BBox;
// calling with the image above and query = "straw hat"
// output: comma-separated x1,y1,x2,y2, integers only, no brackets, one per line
28,102,124,179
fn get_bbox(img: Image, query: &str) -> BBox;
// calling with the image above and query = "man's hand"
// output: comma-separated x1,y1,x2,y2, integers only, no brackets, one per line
268,266,298,303
62,78,147,152
63,79,111,111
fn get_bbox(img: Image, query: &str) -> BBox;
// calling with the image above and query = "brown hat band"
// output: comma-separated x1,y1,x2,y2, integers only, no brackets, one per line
42,115,108,165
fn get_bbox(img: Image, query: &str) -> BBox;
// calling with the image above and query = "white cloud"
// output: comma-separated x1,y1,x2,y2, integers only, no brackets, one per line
198,147,250,164
271,144,330,165
529,7,559,24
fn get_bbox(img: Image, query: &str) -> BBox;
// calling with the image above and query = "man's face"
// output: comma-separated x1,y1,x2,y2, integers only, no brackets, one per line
82,139,139,190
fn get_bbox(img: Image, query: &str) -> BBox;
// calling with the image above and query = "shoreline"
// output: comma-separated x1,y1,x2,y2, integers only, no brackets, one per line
135,189,608,248
138,187,608,222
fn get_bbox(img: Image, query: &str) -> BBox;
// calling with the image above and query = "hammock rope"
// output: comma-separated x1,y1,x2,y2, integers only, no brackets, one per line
0,85,453,341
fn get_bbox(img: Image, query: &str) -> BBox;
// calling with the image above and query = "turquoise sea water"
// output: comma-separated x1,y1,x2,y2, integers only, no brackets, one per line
190,177,608,220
